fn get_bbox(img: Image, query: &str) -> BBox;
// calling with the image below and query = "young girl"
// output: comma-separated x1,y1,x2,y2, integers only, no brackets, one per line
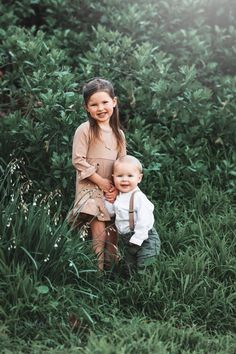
69,78,126,271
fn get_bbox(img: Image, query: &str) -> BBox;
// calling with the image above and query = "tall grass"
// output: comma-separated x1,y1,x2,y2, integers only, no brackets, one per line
1,160,236,352
0,160,100,350
82,318,236,354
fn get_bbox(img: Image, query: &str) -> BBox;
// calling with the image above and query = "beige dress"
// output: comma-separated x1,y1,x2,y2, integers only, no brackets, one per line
69,121,126,228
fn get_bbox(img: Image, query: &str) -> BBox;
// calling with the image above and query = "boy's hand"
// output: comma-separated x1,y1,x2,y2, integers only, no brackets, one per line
98,178,113,193
105,187,118,203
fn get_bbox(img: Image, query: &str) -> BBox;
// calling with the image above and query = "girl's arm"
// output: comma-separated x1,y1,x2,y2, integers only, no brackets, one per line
72,123,96,179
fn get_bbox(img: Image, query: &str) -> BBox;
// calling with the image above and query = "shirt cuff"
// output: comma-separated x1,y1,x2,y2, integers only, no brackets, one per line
129,234,147,246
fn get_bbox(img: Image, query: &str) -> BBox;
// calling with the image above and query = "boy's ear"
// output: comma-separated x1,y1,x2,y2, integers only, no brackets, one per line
138,173,143,183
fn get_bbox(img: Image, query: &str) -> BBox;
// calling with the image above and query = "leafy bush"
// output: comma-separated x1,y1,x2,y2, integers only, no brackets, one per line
0,0,236,352
0,25,83,207
1,1,236,205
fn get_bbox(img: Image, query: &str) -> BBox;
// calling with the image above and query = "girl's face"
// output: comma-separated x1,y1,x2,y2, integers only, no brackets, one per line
85,91,117,125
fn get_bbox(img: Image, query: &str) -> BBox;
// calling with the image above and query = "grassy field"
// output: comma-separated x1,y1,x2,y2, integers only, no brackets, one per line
1,161,236,353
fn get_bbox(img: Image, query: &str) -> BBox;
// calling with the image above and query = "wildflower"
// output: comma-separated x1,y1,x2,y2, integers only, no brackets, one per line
6,217,12,227
44,254,50,262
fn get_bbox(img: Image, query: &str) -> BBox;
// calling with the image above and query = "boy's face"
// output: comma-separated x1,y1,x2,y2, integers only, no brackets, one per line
113,162,142,193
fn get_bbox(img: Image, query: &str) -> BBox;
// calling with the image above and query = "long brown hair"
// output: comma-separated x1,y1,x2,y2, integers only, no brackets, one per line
82,77,125,152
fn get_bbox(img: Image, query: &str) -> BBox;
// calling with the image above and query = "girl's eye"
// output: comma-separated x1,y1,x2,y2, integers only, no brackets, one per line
128,175,133,177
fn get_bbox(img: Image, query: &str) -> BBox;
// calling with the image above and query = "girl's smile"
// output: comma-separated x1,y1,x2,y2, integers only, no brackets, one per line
85,91,117,125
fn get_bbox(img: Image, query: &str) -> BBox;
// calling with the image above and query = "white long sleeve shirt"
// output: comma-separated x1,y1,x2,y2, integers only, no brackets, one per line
105,187,155,246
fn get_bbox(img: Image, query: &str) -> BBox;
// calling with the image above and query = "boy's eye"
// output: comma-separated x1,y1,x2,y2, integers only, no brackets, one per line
128,175,133,177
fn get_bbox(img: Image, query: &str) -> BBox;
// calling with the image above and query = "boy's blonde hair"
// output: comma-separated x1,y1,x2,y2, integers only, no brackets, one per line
113,155,143,173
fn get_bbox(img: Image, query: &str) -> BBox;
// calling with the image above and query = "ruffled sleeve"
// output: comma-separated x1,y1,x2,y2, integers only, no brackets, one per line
72,122,96,180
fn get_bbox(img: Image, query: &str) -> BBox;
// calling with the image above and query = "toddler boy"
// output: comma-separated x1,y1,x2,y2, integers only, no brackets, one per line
105,155,161,274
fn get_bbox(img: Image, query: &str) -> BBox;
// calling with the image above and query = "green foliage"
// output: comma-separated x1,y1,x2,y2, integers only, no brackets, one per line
0,161,100,346
0,25,83,203
1,0,236,204
0,0,236,352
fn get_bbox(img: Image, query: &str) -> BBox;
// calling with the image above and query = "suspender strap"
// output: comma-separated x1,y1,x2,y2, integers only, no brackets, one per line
129,190,139,231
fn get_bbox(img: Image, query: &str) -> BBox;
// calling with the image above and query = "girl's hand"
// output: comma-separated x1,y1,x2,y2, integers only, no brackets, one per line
88,173,113,193
98,178,113,193
105,187,118,203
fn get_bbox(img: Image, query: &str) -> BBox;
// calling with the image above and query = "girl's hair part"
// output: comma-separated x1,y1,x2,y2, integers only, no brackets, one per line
82,77,125,152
